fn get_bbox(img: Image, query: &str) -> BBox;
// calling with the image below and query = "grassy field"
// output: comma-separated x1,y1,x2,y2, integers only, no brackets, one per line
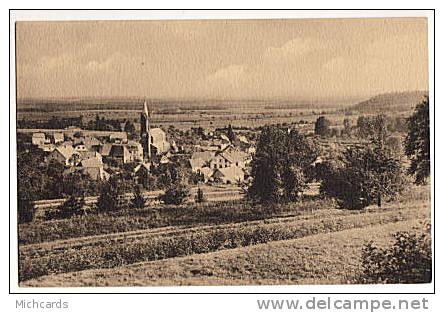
23,219,425,287
19,185,430,286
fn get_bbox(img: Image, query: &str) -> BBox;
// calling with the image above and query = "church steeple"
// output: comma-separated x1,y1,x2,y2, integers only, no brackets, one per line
140,100,151,161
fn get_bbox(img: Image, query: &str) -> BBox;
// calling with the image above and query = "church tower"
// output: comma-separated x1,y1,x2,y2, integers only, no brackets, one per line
140,100,151,161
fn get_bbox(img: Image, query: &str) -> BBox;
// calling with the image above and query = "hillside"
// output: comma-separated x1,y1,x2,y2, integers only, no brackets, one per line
350,91,428,113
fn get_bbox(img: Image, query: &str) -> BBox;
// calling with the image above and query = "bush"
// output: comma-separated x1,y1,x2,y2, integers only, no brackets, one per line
18,198,337,245
195,187,206,203
45,196,86,220
360,223,432,284
130,186,146,209
159,184,190,205
17,199,35,224
97,177,124,212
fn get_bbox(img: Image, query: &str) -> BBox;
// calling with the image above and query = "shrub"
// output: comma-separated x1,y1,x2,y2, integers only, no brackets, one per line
195,187,206,203
130,186,146,209
159,184,190,205
360,223,432,284
314,116,331,137
97,177,124,212
45,196,86,220
17,199,35,224
19,198,337,245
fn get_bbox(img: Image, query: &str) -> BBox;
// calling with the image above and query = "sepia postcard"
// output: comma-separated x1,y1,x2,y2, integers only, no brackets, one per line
11,10,433,291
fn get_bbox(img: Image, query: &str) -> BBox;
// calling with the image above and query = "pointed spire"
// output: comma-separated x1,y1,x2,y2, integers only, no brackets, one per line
143,100,149,117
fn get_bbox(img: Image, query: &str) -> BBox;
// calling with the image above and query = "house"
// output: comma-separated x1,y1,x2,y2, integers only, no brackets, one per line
150,128,170,154
52,132,64,144
133,163,151,187
211,166,245,184
197,166,213,183
190,151,215,172
32,132,47,146
99,143,113,158
126,141,144,163
79,157,109,180
110,132,128,143
79,151,102,163
107,142,143,164
109,145,130,164
84,136,101,149
209,146,248,170
220,134,231,143
46,145,80,166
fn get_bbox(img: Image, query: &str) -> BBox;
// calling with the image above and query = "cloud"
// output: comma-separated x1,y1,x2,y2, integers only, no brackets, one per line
206,65,246,84
262,38,319,63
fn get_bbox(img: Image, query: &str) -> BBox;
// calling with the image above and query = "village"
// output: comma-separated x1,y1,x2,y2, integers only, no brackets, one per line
19,102,257,196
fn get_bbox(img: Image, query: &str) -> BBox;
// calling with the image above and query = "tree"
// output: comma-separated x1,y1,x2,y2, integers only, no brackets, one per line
131,185,146,209
357,114,388,144
195,186,207,203
405,96,430,184
97,176,123,212
343,118,352,136
47,195,86,220
319,143,406,209
248,126,319,204
314,116,330,137
159,184,190,205
17,145,46,223
124,120,137,139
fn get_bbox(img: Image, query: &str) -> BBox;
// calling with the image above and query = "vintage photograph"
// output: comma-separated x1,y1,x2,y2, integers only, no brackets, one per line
14,15,431,287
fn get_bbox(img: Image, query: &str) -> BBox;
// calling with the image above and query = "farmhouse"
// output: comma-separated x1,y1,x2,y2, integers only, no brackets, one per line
212,166,245,184
79,157,110,180
133,163,151,187
32,132,47,146
52,132,64,144
46,145,80,166
190,151,216,172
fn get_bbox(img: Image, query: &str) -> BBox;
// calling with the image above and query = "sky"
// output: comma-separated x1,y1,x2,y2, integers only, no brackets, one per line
15,18,429,100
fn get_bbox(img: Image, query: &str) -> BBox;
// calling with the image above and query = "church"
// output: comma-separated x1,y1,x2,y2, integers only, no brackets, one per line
140,101,170,161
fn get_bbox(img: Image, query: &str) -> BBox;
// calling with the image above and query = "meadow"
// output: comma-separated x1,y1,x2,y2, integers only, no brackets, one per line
20,185,430,286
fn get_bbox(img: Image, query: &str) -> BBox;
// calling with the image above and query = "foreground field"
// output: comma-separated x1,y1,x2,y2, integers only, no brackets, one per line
19,185,430,286
23,219,426,287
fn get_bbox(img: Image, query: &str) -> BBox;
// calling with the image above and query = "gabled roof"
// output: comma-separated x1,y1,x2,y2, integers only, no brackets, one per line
110,132,127,139
80,157,103,168
32,132,45,138
100,143,113,156
54,145,76,159
191,151,215,161
220,134,230,142
79,151,101,160
212,166,244,180
53,132,64,140
134,163,151,173
217,146,248,164
150,128,166,137
200,167,213,178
